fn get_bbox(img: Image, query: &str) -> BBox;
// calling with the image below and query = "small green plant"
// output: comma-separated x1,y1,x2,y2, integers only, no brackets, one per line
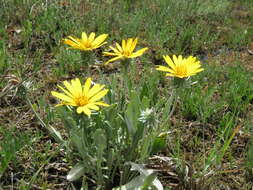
40,76,162,189
1,0,252,189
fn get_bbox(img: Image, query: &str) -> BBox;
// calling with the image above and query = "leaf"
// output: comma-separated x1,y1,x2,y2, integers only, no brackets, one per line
125,91,142,135
140,82,149,100
57,106,77,130
113,173,163,190
161,92,174,122
48,125,64,143
125,114,136,136
112,162,164,190
141,96,150,110
93,128,107,157
129,162,163,190
142,173,157,189
128,162,152,176
113,174,153,190
93,129,106,146
67,163,85,181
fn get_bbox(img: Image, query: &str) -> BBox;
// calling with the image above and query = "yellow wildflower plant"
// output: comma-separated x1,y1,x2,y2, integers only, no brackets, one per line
63,32,108,51
103,38,148,65
156,55,204,78
51,78,109,116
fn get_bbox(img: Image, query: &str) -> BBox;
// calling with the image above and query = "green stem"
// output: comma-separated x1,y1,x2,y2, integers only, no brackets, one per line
81,51,93,77
121,59,131,94
168,77,186,118
121,59,130,76
168,89,178,118
81,51,92,66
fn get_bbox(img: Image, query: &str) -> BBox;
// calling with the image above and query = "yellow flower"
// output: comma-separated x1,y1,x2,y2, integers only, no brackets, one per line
63,32,108,51
51,78,109,116
156,55,204,78
103,38,148,65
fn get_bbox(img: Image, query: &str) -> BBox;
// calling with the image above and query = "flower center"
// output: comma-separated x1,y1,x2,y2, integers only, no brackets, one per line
75,96,89,106
176,65,187,77
84,42,92,48
123,50,132,57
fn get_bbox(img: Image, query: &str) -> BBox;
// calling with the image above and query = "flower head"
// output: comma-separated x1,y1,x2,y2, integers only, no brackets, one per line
51,78,109,116
139,108,154,124
63,32,108,51
156,55,204,78
103,38,148,65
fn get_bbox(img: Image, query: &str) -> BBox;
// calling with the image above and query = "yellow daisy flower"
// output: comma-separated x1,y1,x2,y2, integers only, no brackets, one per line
103,38,148,65
156,55,204,78
51,78,109,116
63,32,108,51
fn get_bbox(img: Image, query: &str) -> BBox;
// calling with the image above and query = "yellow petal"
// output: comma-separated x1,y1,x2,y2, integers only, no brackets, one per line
186,56,197,64
178,55,183,62
92,34,108,47
56,101,76,106
173,55,179,65
191,68,204,74
189,64,202,71
95,102,110,107
83,78,92,95
130,47,148,58
116,42,123,52
94,42,107,49
87,104,100,111
89,89,109,102
67,36,80,44
126,38,133,52
156,65,175,73
165,73,176,77
87,84,105,98
88,32,96,42
103,52,119,56
55,103,64,107
93,42,107,49
163,55,176,70
130,38,138,53
51,91,74,103
109,46,121,54
175,74,186,78
57,85,73,98
122,39,126,50
71,78,82,96
104,56,123,65
81,32,88,42
63,39,78,47
77,106,91,116
63,80,76,95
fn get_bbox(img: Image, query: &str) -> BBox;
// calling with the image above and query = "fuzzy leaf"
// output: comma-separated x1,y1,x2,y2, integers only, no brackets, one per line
113,162,164,190
67,163,85,181
93,128,107,158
